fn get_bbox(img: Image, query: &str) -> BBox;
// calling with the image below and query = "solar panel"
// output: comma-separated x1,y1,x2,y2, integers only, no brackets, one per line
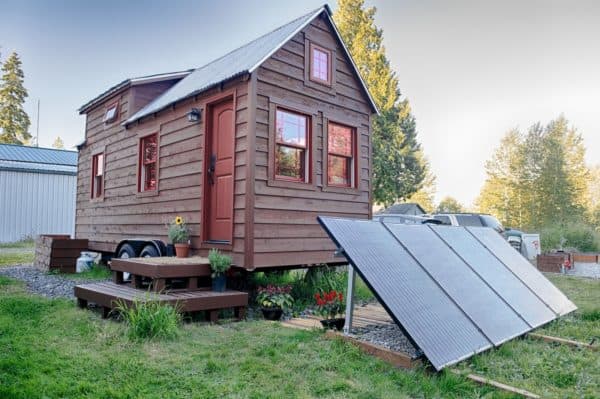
318,217,491,370
467,227,577,316
432,226,556,328
386,223,530,345
318,216,577,370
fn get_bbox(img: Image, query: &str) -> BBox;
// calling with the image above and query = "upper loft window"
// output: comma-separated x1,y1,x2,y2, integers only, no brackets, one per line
139,134,158,192
309,43,331,85
275,109,310,182
91,153,104,199
327,122,355,187
104,101,119,124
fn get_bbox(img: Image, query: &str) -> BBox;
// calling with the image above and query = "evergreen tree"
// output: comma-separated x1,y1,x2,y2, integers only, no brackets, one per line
0,52,31,144
436,196,465,213
334,0,427,206
52,136,65,149
406,165,436,213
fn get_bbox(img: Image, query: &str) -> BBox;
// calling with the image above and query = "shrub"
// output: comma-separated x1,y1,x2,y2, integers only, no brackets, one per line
540,223,600,252
256,285,293,309
114,296,181,341
208,249,232,277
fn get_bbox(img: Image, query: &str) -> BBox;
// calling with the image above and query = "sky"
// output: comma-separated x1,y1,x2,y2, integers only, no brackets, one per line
1,0,599,206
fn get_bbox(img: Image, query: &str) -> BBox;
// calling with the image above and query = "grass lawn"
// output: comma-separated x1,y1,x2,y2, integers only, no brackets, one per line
0,240,34,267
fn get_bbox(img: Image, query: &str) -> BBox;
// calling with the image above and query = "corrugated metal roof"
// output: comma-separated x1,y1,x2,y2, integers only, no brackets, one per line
78,69,193,114
0,144,78,175
125,5,378,126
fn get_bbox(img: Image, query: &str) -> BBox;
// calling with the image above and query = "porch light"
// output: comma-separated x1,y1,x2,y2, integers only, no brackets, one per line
187,108,201,123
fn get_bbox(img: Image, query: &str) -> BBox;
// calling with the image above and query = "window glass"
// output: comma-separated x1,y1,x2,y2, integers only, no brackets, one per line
327,122,354,187
455,215,484,227
328,124,352,156
311,47,329,82
276,110,307,146
275,109,309,182
140,134,158,191
328,155,350,186
275,146,305,180
104,104,118,123
433,215,451,225
92,153,104,198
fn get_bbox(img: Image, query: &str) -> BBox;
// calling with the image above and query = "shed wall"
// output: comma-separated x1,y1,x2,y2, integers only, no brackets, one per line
0,170,76,242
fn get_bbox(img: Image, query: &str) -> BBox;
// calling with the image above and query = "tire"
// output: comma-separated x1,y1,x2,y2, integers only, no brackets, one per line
117,243,137,258
139,244,160,258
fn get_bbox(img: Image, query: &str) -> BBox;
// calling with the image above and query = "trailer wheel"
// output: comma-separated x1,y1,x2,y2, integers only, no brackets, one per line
140,245,160,258
117,243,137,259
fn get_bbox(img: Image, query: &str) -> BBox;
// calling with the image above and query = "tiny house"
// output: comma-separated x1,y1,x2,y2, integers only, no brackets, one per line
75,5,378,270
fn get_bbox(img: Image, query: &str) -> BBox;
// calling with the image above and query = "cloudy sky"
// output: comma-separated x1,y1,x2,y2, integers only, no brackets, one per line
2,0,598,205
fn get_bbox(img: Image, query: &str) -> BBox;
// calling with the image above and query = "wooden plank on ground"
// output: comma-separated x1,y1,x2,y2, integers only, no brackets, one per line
450,370,540,399
528,333,598,351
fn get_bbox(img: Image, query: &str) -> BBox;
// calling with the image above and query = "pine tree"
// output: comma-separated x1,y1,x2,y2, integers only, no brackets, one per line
406,166,436,213
0,52,31,144
334,0,428,206
52,136,65,149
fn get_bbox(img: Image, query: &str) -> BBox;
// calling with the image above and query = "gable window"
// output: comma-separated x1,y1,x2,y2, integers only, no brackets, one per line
139,134,158,192
327,122,355,187
91,153,104,199
310,43,331,85
275,109,310,182
104,101,119,124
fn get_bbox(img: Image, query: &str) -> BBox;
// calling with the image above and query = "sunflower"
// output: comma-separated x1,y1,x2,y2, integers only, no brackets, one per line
174,216,183,225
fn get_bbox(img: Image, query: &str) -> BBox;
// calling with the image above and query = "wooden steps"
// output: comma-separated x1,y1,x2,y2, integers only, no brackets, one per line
74,281,248,321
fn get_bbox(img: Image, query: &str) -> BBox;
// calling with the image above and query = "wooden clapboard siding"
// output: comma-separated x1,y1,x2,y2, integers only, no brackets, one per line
76,77,250,265
250,15,372,268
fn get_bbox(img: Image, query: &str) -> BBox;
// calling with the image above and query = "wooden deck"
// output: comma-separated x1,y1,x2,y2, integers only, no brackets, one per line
281,302,394,330
75,281,248,321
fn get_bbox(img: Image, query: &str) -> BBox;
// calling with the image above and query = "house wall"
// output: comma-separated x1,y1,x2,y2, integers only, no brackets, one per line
75,78,250,266
250,15,373,268
0,170,76,242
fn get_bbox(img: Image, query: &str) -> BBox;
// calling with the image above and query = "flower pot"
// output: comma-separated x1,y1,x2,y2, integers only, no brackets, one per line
212,274,226,292
174,243,190,258
320,318,345,331
261,307,283,321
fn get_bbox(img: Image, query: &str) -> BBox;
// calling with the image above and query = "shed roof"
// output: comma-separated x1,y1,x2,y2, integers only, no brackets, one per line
124,4,378,126
379,203,427,215
0,144,78,175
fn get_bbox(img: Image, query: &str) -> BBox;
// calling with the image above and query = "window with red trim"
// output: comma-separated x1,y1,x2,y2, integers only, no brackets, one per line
104,102,119,124
139,134,158,192
275,109,310,182
310,44,331,84
91,153,104,198
327,123,355,187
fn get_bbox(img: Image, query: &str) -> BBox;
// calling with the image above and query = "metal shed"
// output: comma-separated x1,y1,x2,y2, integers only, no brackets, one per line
0,144,78,243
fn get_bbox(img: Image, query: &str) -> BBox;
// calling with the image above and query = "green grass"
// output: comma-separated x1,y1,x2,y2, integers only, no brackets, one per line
0,277,505,399
460,274,600,398
0,240,34,267
0,238,35,249
61,263,112,280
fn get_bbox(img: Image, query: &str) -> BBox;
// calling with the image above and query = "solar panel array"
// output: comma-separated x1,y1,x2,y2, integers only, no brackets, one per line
318,217,577,370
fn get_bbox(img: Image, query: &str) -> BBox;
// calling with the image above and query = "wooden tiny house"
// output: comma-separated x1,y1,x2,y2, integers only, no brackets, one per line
75,5,378,270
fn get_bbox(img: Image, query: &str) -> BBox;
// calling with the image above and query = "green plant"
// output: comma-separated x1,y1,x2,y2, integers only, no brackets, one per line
256,285,294,310
113,296,181,341
208,249,231,277
540,223,600,252
167,216,189,244
314,290,345,319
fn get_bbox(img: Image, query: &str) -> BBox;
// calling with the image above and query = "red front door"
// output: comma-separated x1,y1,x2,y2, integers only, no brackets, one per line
205,99,234,243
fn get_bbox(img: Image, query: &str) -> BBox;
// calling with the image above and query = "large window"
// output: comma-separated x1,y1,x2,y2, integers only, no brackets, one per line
275,109,310,182
309,43,331,85
91,153,104,199
327,122,355,187
139,134,158,192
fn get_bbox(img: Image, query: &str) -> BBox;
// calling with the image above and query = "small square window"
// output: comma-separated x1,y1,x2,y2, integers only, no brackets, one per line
310,44,331,85
139,134,158,192
104,102,119,124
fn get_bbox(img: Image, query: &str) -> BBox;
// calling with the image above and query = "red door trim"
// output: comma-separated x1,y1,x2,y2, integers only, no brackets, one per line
200,89,236,249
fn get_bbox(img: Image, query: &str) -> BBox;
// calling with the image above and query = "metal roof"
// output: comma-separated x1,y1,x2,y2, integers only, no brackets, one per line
78,69,193,114
378,203,426,215
0,144,78,175
125,5,378,126
318,217,576,370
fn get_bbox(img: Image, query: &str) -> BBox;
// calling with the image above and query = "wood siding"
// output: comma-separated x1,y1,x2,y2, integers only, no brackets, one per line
251,15,372,268
75,78,250,266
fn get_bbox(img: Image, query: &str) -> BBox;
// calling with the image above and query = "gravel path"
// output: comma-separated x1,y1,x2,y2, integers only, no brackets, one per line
348,323,422,358
0,265,108,299
566,262,600,279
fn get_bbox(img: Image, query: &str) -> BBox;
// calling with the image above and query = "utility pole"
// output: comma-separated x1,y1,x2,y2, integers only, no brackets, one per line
36,99,40,147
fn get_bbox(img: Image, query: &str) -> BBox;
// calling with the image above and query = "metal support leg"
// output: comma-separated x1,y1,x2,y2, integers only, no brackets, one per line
343,265,356,335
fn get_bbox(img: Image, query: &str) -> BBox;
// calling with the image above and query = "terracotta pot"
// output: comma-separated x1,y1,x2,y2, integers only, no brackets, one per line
174,243,190,258
320,318,345,331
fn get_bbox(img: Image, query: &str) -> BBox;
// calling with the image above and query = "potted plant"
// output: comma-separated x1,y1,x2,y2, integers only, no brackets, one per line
256,285,293,321
315,290,345,330
208,249,231,292
168,216,190,258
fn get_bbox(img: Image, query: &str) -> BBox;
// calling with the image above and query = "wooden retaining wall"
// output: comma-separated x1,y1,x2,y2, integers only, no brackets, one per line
34,235,88,273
